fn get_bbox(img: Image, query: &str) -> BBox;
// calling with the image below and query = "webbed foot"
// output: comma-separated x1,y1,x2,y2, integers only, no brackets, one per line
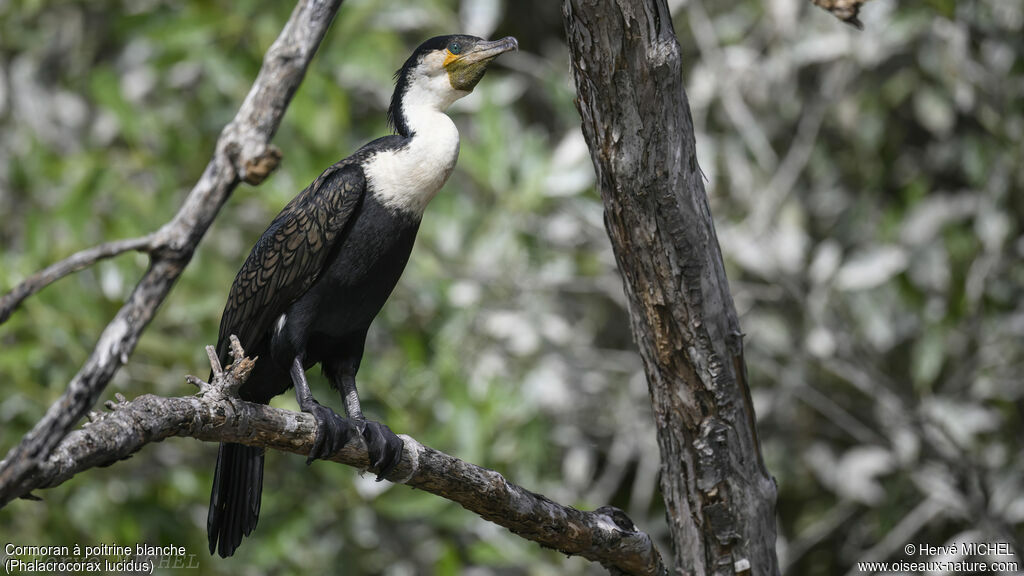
356,419,404,481
304,402,357,465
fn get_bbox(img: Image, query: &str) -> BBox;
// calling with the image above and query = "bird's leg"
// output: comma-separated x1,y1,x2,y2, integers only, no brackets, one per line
339,374,365,421
291,357,355,464
341,374,404,481
327,359,404,480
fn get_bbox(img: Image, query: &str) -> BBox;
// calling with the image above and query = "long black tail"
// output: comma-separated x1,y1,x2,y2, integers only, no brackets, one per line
208,442,265,558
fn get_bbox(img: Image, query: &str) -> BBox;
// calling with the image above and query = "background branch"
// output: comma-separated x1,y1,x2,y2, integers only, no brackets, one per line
0,0,343,504
0,234,156,325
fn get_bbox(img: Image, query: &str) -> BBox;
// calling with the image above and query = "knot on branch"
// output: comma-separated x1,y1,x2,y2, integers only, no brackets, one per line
242,145,283,185
186,335,256,400
595,505,639,532
218,125,283,186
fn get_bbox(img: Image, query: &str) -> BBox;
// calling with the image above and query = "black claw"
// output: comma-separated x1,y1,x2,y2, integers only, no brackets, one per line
359,420,404,481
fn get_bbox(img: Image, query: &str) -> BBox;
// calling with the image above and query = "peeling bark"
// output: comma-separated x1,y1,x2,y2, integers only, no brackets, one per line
562,1,779,574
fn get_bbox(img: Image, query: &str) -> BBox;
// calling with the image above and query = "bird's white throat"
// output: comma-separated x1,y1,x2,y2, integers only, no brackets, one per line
364,107,460,216
365,68,465,215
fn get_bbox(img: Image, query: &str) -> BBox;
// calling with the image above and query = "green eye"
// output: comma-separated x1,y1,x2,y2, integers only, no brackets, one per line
448,42,462,55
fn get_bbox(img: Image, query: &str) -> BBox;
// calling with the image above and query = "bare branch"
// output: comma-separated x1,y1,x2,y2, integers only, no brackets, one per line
0,0,343,503
4,339,667,576
0,235,156,325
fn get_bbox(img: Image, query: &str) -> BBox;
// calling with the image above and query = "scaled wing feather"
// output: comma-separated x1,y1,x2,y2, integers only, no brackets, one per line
215,164,366,363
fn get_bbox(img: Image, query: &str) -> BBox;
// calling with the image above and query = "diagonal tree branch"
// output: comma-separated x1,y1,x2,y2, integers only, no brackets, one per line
4,339,668,576
0,235,158,325
0,0,342,503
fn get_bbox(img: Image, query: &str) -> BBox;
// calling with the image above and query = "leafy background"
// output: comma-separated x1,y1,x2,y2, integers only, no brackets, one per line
1,0,1021,574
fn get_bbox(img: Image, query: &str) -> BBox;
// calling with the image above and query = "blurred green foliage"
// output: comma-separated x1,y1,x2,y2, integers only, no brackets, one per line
1,0,1022,575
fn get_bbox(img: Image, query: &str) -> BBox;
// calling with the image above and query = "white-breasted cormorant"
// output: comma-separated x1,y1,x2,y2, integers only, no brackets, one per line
207,34,518,558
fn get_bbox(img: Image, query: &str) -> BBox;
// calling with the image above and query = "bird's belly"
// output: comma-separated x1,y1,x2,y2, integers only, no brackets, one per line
287,196,421,354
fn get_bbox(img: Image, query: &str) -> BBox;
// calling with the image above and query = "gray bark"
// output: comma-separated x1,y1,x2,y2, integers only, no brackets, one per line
0,0,341,503
562,1,780,575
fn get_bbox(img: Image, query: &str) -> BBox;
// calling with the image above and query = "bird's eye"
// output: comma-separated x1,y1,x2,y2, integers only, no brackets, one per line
448,42,462,55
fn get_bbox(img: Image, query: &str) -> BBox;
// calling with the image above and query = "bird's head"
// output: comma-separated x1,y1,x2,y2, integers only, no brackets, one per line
389,34,518,135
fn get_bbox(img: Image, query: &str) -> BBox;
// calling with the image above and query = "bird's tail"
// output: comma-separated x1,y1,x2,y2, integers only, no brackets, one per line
208,442,265,558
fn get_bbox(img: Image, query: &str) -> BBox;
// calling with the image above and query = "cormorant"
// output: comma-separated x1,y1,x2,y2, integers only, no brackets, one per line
207,34,518,558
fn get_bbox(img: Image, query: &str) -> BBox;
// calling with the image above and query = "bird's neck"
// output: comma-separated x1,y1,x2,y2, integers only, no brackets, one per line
400,102,457,140
392,75,466,138
365,102,460,216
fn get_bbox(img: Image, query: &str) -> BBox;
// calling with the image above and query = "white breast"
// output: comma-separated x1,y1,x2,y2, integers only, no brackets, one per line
363,107,460,215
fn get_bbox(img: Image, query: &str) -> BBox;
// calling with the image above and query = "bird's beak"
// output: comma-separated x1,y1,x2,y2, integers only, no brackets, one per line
445,37,518,92
459,37,519,65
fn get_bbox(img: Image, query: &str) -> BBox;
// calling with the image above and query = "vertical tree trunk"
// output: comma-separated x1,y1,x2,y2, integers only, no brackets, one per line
561,2,780,575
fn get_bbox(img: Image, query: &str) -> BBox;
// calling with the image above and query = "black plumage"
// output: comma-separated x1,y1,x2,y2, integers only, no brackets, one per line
207,142,409,558
207,34,517,558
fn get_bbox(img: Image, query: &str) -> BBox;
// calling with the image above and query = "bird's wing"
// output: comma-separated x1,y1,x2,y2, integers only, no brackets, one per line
215,163,365,364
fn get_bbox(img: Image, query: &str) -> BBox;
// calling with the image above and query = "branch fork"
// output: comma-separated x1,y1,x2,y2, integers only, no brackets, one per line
186,335,255,401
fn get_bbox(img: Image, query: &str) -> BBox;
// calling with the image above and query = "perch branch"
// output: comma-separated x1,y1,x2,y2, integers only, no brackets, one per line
4,339,667,576
0,0,343,504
